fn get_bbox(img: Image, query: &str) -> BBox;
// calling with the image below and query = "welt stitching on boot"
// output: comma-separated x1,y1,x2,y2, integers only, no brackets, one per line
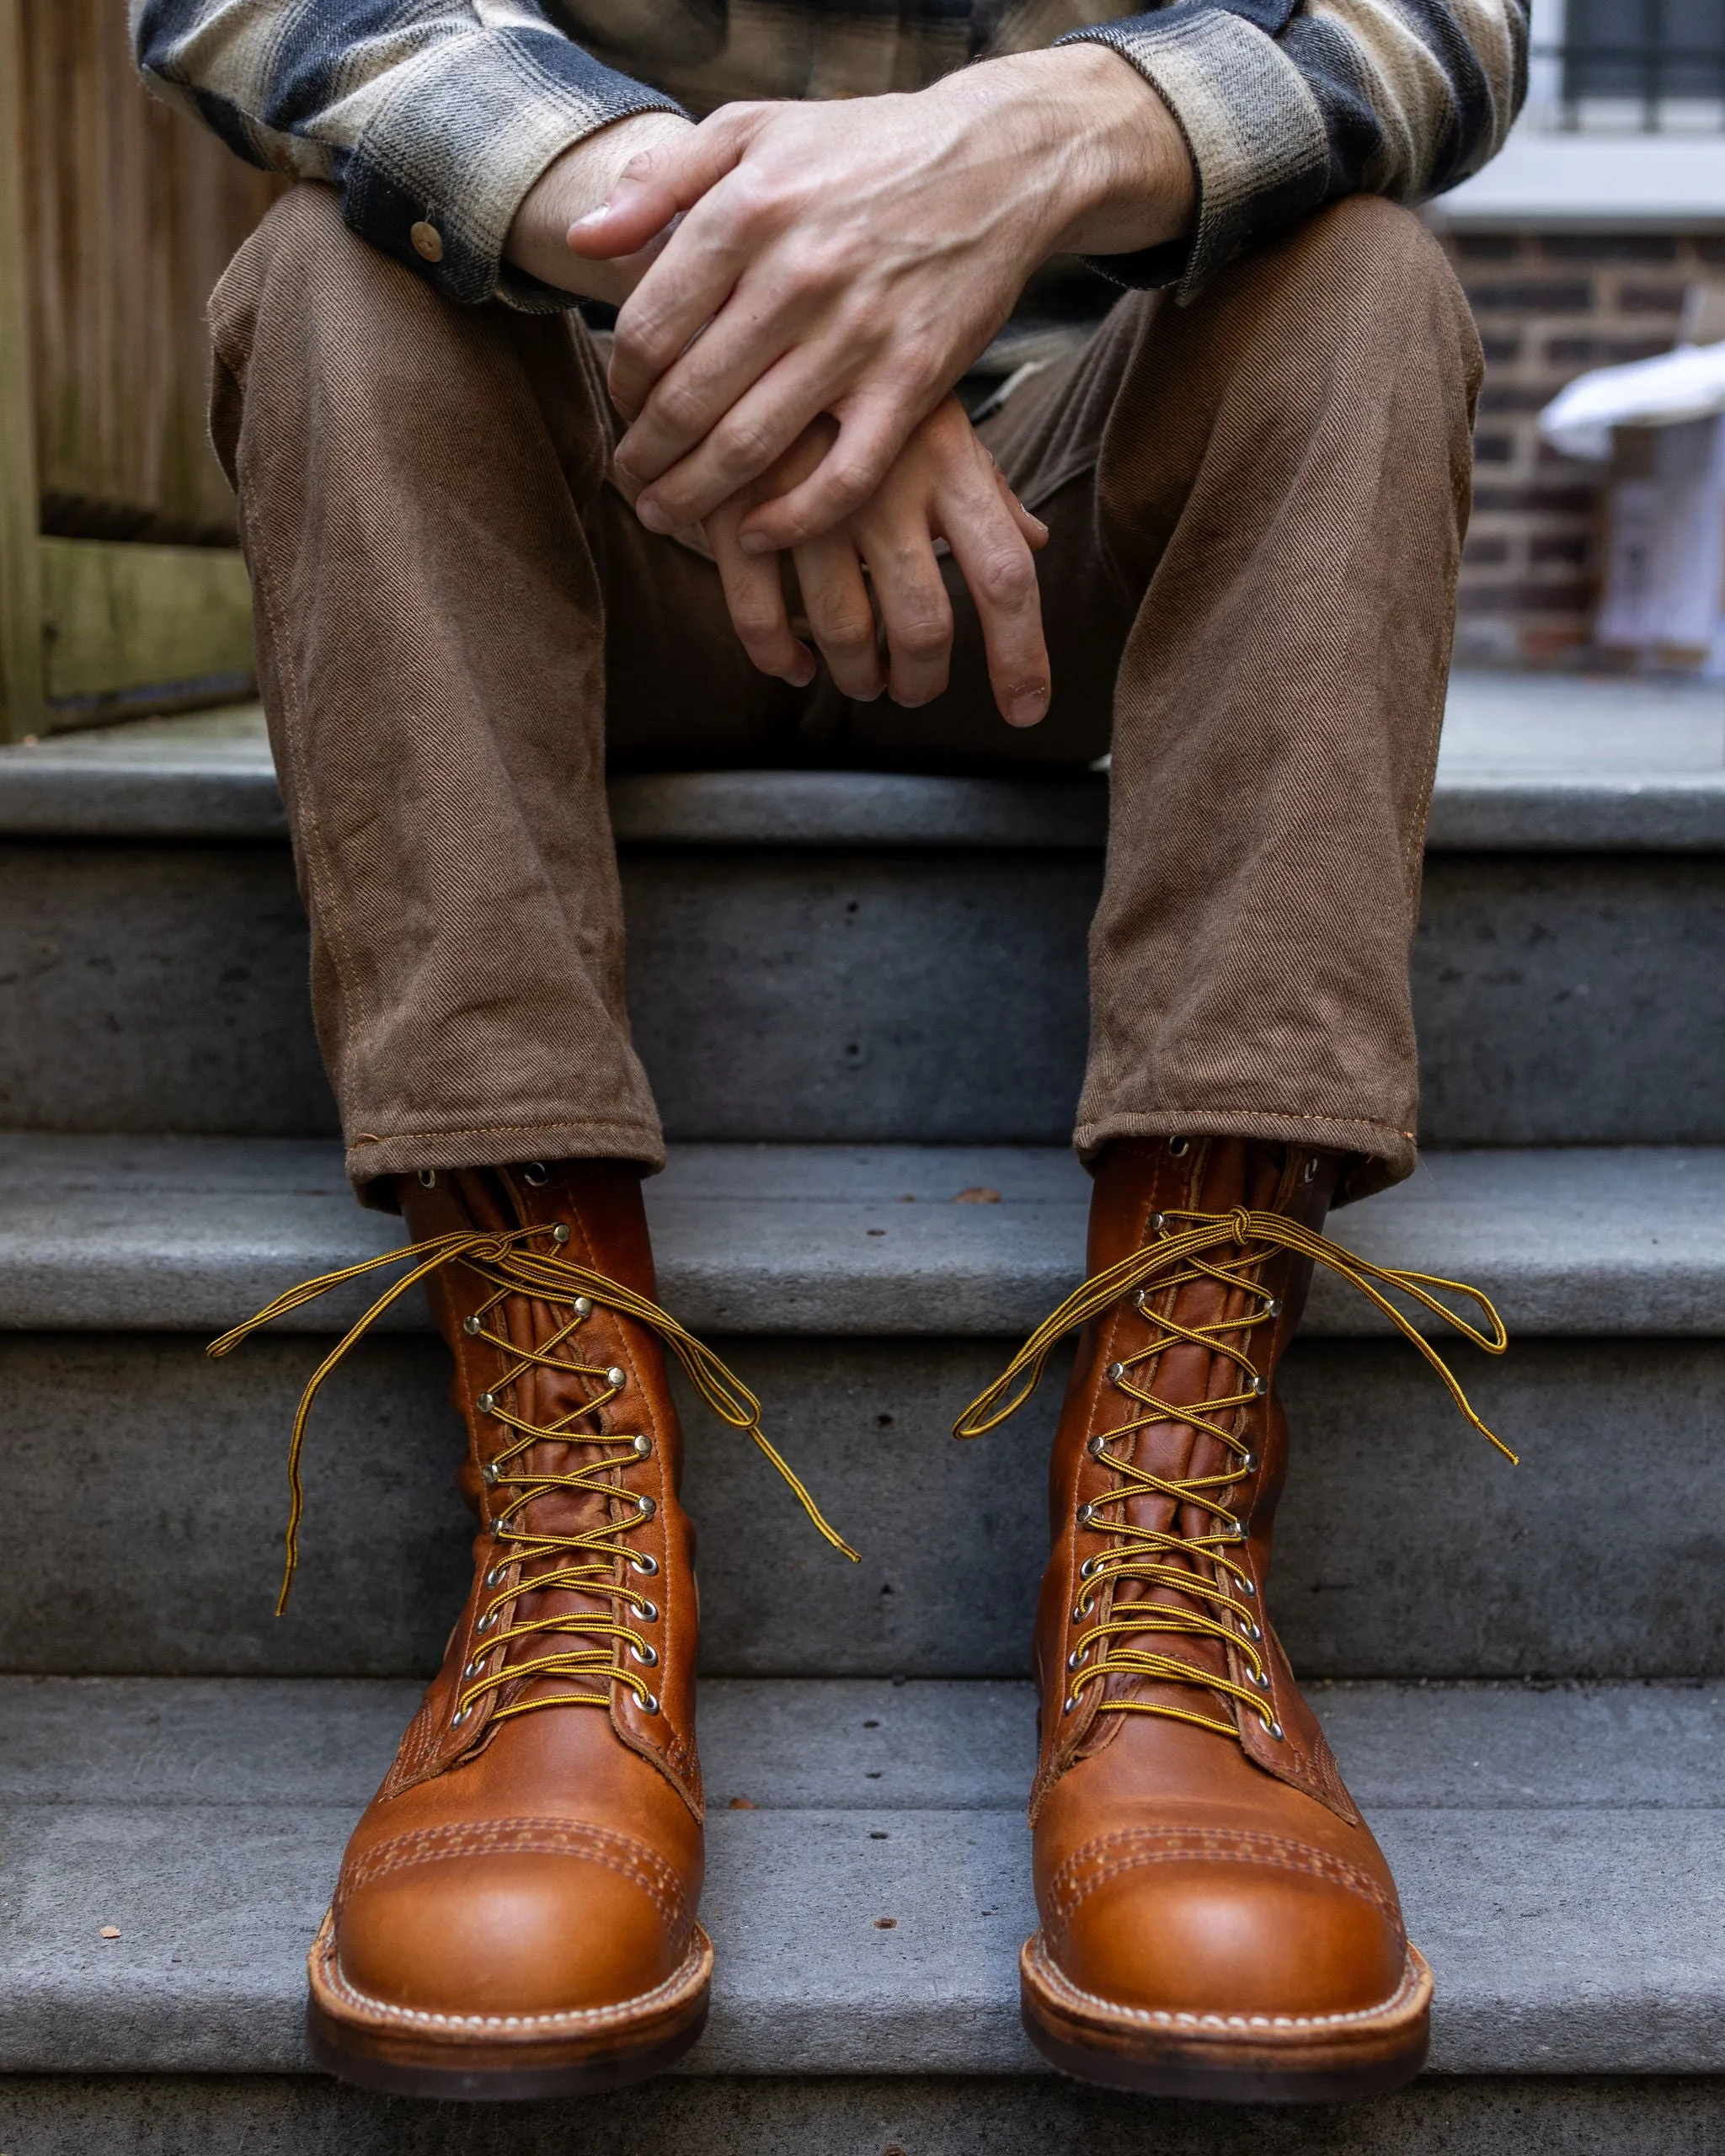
955,1136,1519,2101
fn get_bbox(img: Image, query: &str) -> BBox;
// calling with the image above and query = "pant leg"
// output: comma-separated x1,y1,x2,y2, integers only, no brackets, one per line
843,196,1479,1198
208,184,787,1198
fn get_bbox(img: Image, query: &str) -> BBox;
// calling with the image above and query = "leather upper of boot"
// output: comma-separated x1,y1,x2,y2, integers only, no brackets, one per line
1028,1136,1413,2022
323,1160,705,2025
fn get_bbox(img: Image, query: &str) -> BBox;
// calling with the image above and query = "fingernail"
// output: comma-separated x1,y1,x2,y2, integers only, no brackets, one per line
637,498,672,533
1008,685,1049,728
787,660,816,688
738,531,774,558
572,200,614,228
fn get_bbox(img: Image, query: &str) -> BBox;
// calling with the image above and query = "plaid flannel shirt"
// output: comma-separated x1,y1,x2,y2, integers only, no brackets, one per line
132,0,1526,311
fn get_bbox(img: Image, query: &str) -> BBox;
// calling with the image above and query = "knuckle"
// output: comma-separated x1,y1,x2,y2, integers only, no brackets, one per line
814,608,877,655
978,546,1037,609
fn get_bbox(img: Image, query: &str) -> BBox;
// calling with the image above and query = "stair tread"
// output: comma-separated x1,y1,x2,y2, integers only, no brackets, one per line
3,1676,1721,2076
1,1133,1720,1337
4,675,1723,847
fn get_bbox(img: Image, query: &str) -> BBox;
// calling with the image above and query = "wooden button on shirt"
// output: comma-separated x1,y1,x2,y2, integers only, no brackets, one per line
409,221,443,262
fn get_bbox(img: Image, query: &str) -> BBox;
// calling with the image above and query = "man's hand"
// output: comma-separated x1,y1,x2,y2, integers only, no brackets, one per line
505,112,694,306
701,396,1051,727
570,46,1194,547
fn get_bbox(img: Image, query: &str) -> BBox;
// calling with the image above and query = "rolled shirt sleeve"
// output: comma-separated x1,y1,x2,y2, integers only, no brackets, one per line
1057,0,1529,296
131,0,686,309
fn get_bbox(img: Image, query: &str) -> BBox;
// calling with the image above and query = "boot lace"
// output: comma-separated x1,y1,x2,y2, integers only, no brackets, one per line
209,1219,858,1722
953,1203,1514,1743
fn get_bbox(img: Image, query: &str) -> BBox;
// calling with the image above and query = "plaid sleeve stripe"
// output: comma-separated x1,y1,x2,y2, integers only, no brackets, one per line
1062,0,1526,294
131,0,686,308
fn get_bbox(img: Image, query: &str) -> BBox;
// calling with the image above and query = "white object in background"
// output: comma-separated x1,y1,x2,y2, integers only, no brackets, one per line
1538,342,1725,462
1594,417,1725,676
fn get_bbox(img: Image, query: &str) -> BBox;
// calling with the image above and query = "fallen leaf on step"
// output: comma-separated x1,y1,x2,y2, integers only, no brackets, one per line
728,1796,758,1810
953,1187,1001,1203
99,1926,121,1940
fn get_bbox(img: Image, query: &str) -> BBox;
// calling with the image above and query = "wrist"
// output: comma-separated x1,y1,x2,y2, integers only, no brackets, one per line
964,45,1194,260
507,111,695,302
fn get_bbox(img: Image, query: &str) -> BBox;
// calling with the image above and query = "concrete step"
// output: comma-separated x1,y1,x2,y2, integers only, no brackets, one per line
2,1135,1721,1681
3,678,1722,1147
2,1674,1721,2087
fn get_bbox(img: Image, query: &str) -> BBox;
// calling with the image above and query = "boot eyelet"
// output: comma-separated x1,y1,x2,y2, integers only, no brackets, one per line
631,1553,660,1576
633,1435,652,1458
1252,1669,1271,1689
481,1462,499,1486
477,1392,496,1415
551,1223,570,1245
632,1642,660,1667
1066,1646,1087,1670
462,1655,489,1681
1266,1298,1283,1318
635,1599,659,1623
418,1169,437,1188
1301,1158,1317,1182
1149,1212,1167,1234
606,1366,628,1389
1105,1362,1125,1385
1073,1596,1094,1621
462,1315,481,1337
1078,1502,1100,1526
1062,1694,1079,1715
1087,1435,1108,1459
1249,1375,1268,1397
1167,1138,1188,1157
484,1564,510,1590
635,1494,656,1519
1240,1620,1263,1641
475,1609,498,1634
1229,1522,1247,1541
522,1161,549,1187
640,1692,661,1715
1241,1452,1258,1472
1079,1556,1101,1580
451,1704,473,1726
1239,1576,1257,1597
574,1297,594,1319
1267,1720,1285,1741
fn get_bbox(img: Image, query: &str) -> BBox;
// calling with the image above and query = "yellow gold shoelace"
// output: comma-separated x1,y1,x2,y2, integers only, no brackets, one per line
953,1203,1514,1742
209,1224,858,1723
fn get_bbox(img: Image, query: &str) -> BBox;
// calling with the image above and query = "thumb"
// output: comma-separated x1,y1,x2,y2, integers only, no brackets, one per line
566,111,753,261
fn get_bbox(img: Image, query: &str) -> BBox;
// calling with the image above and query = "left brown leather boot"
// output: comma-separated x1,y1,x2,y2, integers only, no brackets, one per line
212,1155,851,2100
958,1134,1512,2101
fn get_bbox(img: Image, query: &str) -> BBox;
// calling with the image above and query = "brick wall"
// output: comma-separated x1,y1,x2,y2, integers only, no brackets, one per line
1439,230,1725,669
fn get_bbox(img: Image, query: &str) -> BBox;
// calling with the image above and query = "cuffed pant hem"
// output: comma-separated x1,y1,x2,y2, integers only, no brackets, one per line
1071,1107,1416,1204
347,1115,669,1212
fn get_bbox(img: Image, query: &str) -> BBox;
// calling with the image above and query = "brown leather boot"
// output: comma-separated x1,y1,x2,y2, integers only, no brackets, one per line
958,1134,1511,2102
212,1155,850,2100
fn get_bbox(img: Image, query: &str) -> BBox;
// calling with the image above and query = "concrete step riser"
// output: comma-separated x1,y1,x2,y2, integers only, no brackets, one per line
11,1330,1717,1680
3,843,1721,1145
2,2073,1719,2155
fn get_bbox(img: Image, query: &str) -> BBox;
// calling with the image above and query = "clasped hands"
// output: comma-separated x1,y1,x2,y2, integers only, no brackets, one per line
506,47,1194,724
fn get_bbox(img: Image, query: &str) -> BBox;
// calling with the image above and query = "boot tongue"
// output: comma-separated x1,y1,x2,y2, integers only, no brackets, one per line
1089,1139,1291,1733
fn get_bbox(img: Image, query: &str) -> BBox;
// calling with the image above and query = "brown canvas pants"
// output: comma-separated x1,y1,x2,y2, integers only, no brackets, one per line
209,183,1480,1206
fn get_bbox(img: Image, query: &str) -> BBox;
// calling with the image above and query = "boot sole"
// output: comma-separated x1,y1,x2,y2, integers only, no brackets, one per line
305,1913,713,2101
1020,1934,1432,2103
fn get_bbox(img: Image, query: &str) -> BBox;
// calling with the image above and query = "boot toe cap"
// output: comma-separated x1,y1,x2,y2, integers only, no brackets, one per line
1047,1851,1407,2021
332,1847,694,2021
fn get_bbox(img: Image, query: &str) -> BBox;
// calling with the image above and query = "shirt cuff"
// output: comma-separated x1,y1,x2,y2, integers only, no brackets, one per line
1057,6,1330,299
339,24,686,312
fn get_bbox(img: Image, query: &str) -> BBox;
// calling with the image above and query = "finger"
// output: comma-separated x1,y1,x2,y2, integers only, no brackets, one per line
632,344,852,535
854,513,953,708
613,296,805,492
567,109,754,263
993,465,1049,551
941,477,1049,728
735,392,924,553
794,531,884,702
708,511,815,686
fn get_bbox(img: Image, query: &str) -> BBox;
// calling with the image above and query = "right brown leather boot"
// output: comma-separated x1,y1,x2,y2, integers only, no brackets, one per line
212,1155,851,2100
957,1134,1514,2101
